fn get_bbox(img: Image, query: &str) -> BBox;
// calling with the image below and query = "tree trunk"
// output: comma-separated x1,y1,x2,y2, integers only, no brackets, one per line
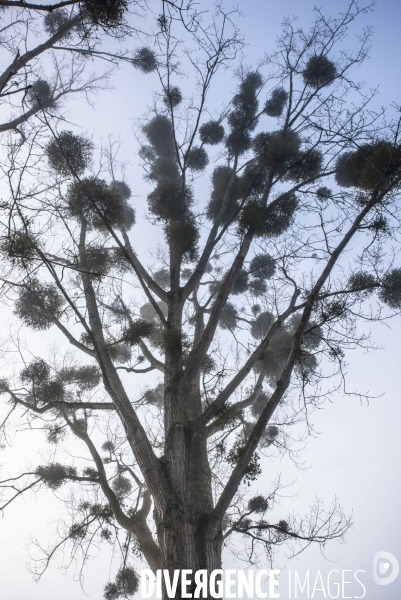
156,499,223,599
159,368,222,598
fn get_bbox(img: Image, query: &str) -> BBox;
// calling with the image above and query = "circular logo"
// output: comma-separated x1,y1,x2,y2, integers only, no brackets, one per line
373,552,399,586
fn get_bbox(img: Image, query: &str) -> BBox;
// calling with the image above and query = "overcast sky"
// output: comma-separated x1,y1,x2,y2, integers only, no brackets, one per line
0,0,400,598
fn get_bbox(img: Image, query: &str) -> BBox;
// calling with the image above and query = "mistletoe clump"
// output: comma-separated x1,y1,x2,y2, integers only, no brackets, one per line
156,329,187,354
284,147,323,182
82,467,98,478
201,355,217,375
316,186,332,200
148,157,180,185
211,405,239,433
320,299,347,322
82,246,113,278
0,230,38,266
34,380,65,404
102,440,115,453
199,120,225,145
143,115,176,158
278,519,290,532
241,162,267,198
14,280,64,330
295,349,318,381
132,47,157,73
239,193,299,237
261,193,299,236
266,425,279,439
248,279,267,296
249,254,276,280
100,528,113,541
108,343,131,364
208,278,223,296
140,301,167,321
248,495,269,513
335,152,354,188
218,302,239,330
66,177,135,231
20,358,65,406
36,463,77,489
58,365,101,390
264,88,288,117
251,311,274,339
236,518,252,532
348,271,377,296
82,0,128,28
254,317,322,384
335,142,401,190
186,146,209,172
80,502,113,519
163,86,183,108
109,180,132,201
107,189,135,229
69,523,87,540
153,268,169,289
289,315,322,350
143,114,200,260
104,567,139,600
261,425,279,447
379,268,401,309
27,79,55,109
46,131,93,177
303,55,337,88
143,383,164,406
360,142,401,190
20,358,50,385
231,269,249,295
43,9,72,36
147,183,192,221
226,72,263,155
141,115,181,211
253,129,301,174
122,319,156,345
112,474,132,497
46,425,67,445
165,217,199,262
85,246,129,278
206,166,243,224
227,440,262,484
368,215,389,234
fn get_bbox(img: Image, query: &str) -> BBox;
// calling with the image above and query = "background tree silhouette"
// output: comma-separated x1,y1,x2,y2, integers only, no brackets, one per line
1,1,401,598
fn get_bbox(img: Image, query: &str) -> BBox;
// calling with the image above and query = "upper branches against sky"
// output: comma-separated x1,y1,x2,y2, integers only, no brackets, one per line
0,0,205,143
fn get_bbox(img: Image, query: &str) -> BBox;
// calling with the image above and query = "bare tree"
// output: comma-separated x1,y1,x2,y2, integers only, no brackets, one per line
1,1,401,598
0,0,199,143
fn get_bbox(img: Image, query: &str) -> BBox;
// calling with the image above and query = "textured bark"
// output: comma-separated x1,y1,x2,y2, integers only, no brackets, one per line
157,397,222,598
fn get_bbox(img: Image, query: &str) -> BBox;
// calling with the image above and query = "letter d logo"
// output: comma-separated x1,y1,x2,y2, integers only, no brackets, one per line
373,552,399,585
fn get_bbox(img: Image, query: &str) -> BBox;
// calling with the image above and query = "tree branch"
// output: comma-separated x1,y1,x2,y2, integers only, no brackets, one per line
0,0,79,10
0,13,82,95
208,192,379,531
